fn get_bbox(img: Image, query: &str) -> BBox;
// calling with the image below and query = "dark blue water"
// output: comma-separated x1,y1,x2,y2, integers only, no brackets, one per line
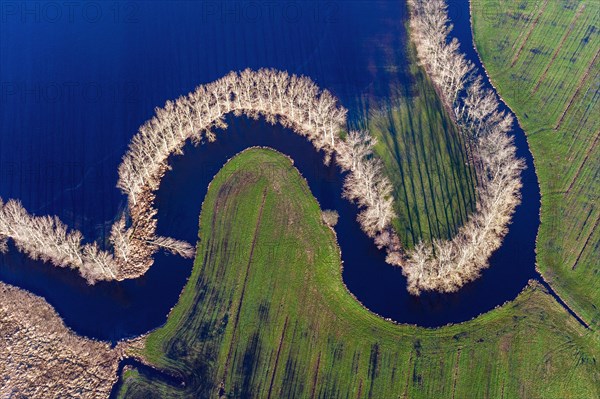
0,0,540,341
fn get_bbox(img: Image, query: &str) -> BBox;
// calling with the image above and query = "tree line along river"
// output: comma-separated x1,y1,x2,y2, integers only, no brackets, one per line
0,0,540,341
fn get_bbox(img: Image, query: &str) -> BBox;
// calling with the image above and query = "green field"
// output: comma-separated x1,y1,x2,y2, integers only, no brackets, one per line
471,0,600,328
116,148,598,399
369,43,477,247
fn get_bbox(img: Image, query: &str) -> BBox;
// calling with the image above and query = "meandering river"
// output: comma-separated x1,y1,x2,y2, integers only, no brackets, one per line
0,0,540,341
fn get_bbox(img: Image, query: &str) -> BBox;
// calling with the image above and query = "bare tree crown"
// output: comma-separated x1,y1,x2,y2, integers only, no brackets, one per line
396,0,525,294
0,69,395,283
1,13,524,297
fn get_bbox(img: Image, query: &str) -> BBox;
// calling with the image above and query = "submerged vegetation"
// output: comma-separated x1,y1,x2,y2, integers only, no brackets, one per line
117,148,599,399
471,0,600,328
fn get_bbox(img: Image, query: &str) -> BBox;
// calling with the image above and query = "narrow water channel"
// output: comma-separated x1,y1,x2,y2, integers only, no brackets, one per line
0,0,543,341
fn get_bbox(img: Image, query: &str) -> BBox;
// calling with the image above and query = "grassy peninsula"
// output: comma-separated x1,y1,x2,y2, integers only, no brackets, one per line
116,148,598,399
471,0,600,328
370,44,477,248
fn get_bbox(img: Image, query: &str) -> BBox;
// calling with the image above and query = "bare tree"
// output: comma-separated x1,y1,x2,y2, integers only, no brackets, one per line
336,130,374,174
400,0,525,294
109,215,133,264
340,147,396,237
321,210,339,227
150,236,195,258
0,199,7,253
0,198,117,283
0,69,365,283
0,52,524,295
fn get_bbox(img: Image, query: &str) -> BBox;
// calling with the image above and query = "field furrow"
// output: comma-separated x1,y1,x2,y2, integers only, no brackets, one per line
510,0,549,67
555,47,600,130
532,3,586,94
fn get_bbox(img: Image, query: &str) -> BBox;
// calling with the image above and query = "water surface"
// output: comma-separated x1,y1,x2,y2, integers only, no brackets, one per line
0,0,540,340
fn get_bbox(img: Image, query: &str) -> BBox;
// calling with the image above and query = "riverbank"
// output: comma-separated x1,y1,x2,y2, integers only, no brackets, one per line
462,0,590,330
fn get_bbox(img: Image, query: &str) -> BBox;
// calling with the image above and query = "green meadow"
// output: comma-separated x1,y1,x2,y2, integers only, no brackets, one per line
116,149,599,399
369,42,477,247
472,0,600,328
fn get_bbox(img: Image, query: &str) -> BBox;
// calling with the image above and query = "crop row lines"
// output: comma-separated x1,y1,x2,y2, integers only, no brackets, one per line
531,3,586,95
510,0,549,67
